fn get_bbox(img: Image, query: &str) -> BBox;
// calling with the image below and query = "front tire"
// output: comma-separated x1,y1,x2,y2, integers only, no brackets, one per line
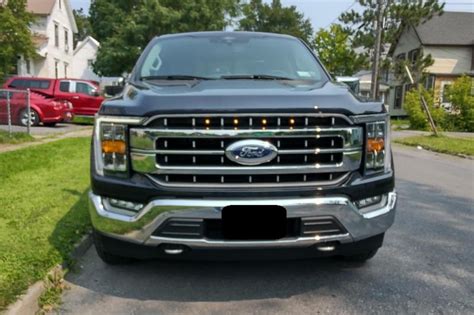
93,231,133,265
19,109,40,126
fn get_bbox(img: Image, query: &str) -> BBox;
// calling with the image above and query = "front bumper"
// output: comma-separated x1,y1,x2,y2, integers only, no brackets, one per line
89,191,397,251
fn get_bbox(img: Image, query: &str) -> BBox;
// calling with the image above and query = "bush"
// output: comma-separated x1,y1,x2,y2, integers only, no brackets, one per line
403,87,445,131
445,75,474,132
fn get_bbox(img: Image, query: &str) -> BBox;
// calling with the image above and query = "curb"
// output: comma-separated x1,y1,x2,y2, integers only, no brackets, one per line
4,232,93,315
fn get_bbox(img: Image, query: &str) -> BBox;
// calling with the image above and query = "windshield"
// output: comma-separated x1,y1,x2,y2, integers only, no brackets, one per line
138,34,327,82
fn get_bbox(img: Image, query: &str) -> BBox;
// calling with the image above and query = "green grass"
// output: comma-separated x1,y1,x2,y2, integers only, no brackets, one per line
0,137,91,310
72,116,95,125
0,130,35,145
395,135,474,156
390,118,411,130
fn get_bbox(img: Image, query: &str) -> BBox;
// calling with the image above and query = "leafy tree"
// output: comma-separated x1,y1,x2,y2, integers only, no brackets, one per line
313,24,368,76
339,0,444,96
238,0,313,44
404,87,445,130
73,8,92,47
91,0,241,76
445,75,474,132
0,0,35,81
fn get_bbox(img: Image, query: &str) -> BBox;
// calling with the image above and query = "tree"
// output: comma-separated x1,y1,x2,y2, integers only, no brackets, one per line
90,0,241,76
0,0,35,81
73,8,92,47
339,0,444,99
404,87,445,130
313,24,368,77
445,75,474,132
238,0,313,44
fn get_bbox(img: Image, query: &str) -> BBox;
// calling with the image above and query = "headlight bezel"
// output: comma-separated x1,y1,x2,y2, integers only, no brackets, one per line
93,115,144,177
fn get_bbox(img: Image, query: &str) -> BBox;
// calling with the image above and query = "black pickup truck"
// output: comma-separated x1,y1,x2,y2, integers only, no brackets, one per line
89,31,396,264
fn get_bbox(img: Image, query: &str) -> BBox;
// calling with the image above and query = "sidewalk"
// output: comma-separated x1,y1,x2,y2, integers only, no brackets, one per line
391,129,474,139
0,127,92,153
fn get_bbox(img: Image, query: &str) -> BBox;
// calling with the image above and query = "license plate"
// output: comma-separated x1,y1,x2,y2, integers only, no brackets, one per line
222,205,287,240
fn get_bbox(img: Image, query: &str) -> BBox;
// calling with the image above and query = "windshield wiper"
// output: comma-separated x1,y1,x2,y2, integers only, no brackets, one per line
220,74,295,80
140,75,215,81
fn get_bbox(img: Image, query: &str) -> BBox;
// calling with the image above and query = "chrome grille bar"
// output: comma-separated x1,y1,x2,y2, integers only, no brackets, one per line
130,114,363,188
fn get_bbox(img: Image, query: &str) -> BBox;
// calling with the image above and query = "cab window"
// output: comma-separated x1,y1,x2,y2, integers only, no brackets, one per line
76,82,95,96
59,81,70,92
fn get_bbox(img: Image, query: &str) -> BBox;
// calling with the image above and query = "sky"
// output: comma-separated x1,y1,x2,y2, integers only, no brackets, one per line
71,0,474,30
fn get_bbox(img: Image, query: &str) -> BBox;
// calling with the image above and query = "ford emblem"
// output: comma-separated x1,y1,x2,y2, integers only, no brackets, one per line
225,140,278,166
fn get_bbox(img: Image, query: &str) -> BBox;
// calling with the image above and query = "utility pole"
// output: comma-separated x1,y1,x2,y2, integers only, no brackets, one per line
371,0,384,100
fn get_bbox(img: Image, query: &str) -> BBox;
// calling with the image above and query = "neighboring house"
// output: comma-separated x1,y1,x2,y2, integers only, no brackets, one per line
354,70,390,104
387,11,474,116
17,0,78,78
73,36,100,81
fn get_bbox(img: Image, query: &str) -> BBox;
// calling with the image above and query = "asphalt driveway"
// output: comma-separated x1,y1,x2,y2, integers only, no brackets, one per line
60,145,474,314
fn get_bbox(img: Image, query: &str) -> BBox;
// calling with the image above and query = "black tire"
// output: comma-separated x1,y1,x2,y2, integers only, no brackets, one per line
93,231,133,265
339,248,379,262
43,122,57,127
19,108,40,126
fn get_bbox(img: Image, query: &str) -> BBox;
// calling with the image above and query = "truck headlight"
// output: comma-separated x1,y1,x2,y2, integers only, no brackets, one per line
94,116,144,176
365,119,391,173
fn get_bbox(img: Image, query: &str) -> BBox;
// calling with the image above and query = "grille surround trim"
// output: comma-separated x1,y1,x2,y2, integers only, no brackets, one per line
129,113,363,188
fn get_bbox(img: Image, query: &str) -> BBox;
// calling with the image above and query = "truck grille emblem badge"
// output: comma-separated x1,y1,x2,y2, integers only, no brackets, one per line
225,140,278,166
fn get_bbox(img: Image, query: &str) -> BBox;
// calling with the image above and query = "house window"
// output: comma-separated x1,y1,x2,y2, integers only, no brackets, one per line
59,0,61,10
441,83,452,104
54,23,59,47
64,28,69,52
394,86,403,109
408,49,420,65
87,59,94,68
54,60,59,78
425,75,435,90
26,59,31,74
64,62,69,78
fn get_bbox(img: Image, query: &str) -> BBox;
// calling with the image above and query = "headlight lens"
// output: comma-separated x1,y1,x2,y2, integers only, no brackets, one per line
365,120,391,173
101,123,127,172
93,116,144,176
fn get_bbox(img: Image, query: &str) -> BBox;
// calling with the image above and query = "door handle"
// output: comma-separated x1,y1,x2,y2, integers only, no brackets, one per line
72,96,80,100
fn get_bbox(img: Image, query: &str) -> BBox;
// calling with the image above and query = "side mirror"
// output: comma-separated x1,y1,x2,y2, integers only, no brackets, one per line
104,85,124,97
90,89,100,97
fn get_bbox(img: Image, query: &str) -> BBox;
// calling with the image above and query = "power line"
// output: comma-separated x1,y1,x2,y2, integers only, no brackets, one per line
324,0,358,29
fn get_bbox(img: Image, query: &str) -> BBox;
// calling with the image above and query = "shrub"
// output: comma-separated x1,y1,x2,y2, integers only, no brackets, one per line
403,87,445,131
445,75,474,132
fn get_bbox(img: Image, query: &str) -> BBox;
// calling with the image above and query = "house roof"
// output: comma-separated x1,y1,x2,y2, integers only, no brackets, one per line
414,12,474,46
26,0,56,15
26,0,78,33
74,36,100,55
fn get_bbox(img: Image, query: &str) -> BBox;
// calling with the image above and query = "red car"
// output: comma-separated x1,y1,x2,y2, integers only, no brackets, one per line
3,77,104,116
0,90,73,127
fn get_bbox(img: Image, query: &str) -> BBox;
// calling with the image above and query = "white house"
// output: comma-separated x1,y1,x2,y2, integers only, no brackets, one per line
387,12,474,116
17,0,78,78
73,36,100,81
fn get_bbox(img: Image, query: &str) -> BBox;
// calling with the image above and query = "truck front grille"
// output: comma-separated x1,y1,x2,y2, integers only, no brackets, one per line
130,114,363,188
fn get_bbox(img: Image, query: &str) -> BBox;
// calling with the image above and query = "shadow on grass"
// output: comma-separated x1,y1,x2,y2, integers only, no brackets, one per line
48,188,91,267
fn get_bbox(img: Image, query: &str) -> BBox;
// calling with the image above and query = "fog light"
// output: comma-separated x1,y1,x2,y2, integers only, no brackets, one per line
355,195,382,209
107,198,144,212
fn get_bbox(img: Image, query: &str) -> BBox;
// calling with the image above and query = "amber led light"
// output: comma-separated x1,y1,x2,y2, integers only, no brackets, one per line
367,138,384,153
102,140,126,154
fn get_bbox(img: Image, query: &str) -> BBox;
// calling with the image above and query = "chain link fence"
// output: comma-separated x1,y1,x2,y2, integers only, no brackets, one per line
0,88,32,135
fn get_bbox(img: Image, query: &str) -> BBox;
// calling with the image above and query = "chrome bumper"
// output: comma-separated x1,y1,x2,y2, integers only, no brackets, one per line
89,191,397,249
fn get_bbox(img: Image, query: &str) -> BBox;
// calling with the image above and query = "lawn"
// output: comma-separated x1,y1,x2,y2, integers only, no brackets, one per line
0,130,35,145
72,116,95,125
394,135,474,156
0,137,91,310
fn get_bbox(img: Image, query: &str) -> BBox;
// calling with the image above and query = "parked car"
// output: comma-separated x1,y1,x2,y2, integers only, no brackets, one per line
3,77,104,116
89,32,396,265
0,90,73,127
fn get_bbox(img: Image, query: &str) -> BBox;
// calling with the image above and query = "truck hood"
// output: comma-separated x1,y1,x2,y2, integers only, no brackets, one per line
99,80,385,117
